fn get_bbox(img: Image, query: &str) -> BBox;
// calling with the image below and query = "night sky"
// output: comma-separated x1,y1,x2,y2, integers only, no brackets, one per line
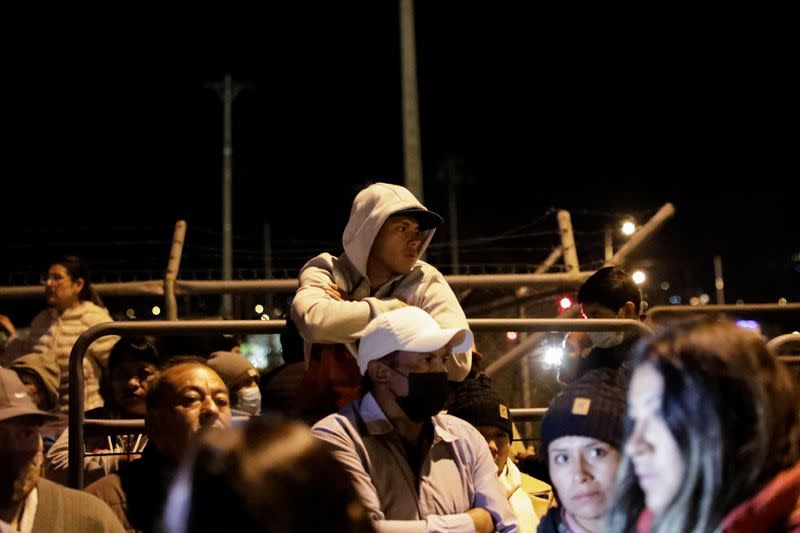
3,5,798,314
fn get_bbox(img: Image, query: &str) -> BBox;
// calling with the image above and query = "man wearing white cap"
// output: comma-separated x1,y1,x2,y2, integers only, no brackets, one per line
312,307,518,533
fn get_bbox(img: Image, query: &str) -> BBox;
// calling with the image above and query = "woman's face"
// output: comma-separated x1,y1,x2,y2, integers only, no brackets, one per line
626,363,685,516
43,264,83,311
548,436,620,523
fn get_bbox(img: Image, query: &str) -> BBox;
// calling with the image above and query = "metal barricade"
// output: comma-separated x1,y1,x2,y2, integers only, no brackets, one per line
68,320,285,488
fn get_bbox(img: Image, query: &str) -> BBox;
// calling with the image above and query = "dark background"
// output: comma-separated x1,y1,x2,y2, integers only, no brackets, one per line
3,5,798,323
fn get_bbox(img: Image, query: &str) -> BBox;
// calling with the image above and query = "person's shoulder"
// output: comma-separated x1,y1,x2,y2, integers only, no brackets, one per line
39,477,118,512
77,302,112,326
411,260,446,279
299,252,337,272
84,471,124,502
437,412,484,439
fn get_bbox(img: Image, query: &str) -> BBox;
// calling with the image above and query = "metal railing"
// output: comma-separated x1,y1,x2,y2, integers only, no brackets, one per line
67,320,286,488
67,316,794,487
647,303,800,320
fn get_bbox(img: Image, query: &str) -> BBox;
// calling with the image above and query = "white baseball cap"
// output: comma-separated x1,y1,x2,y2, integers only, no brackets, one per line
355,307,474,375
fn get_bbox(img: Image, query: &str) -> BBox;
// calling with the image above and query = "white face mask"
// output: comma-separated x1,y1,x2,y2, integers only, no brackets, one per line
587,331,625,349
236,387,262,416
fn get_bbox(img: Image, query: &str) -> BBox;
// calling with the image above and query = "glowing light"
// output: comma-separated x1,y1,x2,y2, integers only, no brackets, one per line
778,298,788,305
260,314,270,321
735,320,760,330
125,308,135,319
543,346,564,366
660,281,670,291
632,271,646,285
506,331,518,341
669,295,682,305
559,297,572,310
254,304,264,314
699,293,710,304
621,221,636,236
151,306,161,316
689,297,700,306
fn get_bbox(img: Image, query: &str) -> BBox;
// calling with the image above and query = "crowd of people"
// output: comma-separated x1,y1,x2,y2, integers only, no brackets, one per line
1,183,798,532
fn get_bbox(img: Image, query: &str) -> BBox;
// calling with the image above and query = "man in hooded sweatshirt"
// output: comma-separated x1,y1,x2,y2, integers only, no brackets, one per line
291,182,472,421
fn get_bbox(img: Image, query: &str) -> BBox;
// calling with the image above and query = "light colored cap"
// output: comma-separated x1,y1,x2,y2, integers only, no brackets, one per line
356,307,474,375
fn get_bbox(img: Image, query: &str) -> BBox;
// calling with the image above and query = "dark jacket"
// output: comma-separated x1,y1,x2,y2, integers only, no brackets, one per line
85,447,176,533
575,335,639,380
537,506,571,533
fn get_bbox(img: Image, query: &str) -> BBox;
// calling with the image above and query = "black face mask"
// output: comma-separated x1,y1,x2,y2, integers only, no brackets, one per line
391,370,449,422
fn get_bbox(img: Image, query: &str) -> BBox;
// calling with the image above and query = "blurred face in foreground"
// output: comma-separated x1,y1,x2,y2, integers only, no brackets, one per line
625,363,684,516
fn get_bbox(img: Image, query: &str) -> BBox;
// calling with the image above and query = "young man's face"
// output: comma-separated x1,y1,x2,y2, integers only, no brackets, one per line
384,347,450,397
368,215,424,280
476,425,511,475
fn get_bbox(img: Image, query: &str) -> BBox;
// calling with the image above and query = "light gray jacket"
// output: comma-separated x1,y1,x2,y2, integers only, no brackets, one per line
291,182,471,381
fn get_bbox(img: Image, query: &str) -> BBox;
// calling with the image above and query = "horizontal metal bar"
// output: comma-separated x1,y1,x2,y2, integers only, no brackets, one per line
469,318,652,336
509,408,548,419
69,320,285,489
2,271,596,300
647,303,800,319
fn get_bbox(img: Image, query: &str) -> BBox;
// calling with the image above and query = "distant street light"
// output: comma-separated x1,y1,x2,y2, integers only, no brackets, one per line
621,221,637,236
632,270,646,285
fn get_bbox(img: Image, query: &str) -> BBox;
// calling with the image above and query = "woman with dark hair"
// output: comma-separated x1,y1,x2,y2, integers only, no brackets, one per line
160,418,375,533
2,256,117,412
608,317,800,533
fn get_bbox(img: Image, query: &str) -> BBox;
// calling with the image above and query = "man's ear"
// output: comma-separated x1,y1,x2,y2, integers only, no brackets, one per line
367,361,391,385
619,301,637,319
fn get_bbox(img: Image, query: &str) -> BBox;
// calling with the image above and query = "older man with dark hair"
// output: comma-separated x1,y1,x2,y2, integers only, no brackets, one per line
86,358,232,533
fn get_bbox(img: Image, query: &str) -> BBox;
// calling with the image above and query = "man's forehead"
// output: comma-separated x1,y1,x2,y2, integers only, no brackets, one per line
162,364,225,391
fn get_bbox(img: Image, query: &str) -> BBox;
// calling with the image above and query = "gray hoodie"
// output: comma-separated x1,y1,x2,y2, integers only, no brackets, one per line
291,182,472,381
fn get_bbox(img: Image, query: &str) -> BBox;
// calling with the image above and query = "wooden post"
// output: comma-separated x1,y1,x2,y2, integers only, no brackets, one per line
164,221,187,321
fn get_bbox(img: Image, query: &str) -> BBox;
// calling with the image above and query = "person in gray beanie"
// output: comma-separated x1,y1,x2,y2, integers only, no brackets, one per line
537,368,626,533
207,351,261,416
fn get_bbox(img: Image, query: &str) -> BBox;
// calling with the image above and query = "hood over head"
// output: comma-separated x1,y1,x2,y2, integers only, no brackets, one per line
342,182,442,281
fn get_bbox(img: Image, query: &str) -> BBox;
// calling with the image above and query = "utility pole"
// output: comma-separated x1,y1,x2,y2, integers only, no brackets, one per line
399,0,424,201
557,210,581,274
264,222,273,316
206,74,245,319
604,227,614,262
714,255,725,304
445,159,461,274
